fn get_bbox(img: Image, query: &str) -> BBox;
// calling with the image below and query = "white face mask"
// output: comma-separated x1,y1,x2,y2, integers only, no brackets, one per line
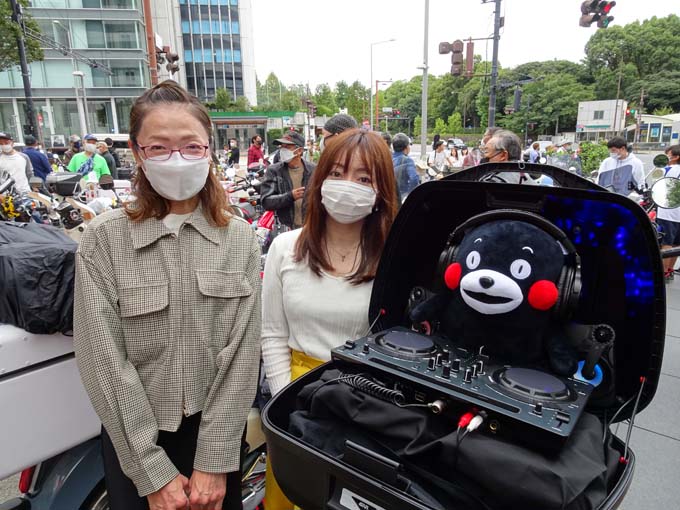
84,143,97,153
142,152,210,201
0,144,12,153
609,151,619,160
279,148,297,164
321,180,377,224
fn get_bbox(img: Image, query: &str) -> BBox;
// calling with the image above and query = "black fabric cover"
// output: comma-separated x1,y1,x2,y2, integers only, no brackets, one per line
288,368,621,510
0,221,77,334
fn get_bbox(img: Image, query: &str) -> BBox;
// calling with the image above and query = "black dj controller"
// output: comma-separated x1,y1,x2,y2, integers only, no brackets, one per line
331,327,594,453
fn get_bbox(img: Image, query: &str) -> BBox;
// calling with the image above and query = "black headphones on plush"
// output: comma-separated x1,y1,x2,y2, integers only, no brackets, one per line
436,209,582,320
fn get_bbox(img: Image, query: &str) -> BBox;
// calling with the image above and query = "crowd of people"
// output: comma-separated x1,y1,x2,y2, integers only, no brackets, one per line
1,80,677,510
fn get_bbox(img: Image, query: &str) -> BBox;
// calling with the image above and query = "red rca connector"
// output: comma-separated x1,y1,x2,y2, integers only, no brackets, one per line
458,412,475,429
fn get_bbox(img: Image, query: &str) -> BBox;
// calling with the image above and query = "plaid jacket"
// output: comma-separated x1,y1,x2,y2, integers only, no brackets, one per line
73,207,261,497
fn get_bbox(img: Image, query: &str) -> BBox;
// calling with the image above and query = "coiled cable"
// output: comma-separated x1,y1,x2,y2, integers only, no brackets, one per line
341,374,406,406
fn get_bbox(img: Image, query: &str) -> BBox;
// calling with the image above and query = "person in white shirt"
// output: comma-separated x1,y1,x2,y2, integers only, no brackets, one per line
261,128,398,510
428,139,448,172
596,137,645,195
0,132,33,193
657,145,680,281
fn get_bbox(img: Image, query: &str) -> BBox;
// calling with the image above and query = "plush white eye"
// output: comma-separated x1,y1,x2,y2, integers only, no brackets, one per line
466,251,481,270
510,259,531,280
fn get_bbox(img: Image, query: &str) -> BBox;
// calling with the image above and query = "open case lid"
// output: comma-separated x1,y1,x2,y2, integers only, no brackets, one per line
369,163,665,421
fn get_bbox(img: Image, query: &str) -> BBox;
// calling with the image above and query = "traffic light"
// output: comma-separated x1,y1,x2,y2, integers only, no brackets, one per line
465,40,474,78
513,88,522,111
451,40,464,76
580,1,615,28
166,52,180,75
394,109,401,118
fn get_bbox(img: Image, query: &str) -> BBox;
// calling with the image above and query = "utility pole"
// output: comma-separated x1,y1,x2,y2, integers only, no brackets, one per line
419,0,430,161
612,65,623,136
635,88,645,146
9,0,37,140
487,0,502,127
142,0,158,85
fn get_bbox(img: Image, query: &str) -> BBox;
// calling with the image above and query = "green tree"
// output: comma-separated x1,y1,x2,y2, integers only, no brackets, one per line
433,118,448,136
448,112,462,134
413,115,422,138
214,88,231,110
653,106,674,116
313,83,337,116
579,141,610,176
334,81,350,109
0,0,43,72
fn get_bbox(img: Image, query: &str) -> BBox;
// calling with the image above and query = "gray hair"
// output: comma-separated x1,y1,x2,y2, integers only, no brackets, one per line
488,129,522,161
392,133,410,152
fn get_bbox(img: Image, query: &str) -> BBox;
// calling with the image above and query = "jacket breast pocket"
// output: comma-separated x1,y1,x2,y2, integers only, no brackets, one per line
196,270,252,349
119,282,169,362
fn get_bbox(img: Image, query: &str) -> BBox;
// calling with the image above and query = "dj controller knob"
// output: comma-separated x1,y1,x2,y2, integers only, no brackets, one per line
452,358,461,372
533,402,543,416
435,353,443,367
362,344,370,354
471,364,478,378
344,339,356,349
427,357,437,371
475,360,485,375
464,367,473,383
441,349,450,363
442,362,452,379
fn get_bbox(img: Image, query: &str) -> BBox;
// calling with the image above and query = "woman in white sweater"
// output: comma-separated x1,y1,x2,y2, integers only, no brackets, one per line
261,128,398,509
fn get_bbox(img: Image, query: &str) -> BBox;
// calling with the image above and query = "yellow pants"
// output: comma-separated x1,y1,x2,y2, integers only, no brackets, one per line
265,350,324,510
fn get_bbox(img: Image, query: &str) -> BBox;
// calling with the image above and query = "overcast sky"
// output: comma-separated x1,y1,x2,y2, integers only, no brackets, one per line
251,0,678,90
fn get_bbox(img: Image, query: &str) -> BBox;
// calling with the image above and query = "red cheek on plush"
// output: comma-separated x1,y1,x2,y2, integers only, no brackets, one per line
444,263,462,290
528,280,559,311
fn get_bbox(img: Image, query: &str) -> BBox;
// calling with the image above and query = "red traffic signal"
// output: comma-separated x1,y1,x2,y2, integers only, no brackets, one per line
580,0,615,28
450,39,464,76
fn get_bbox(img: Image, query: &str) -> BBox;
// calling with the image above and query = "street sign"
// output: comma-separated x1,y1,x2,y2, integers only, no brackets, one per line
382,107,393,113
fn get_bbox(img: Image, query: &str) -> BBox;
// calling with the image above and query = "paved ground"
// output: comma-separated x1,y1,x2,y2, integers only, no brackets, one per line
2,258,678,508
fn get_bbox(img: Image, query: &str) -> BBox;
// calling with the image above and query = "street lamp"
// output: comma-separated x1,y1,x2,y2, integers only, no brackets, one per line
369,38,396,130
72,70,89,134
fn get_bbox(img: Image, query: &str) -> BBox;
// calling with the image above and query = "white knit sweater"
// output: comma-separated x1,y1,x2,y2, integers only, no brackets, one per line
261,229,372,395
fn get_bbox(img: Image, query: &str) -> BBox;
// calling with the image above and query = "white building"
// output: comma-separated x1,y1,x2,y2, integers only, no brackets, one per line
576,99,628,142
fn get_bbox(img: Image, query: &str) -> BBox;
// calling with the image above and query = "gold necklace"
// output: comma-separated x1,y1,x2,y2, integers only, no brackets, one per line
325,240,360,263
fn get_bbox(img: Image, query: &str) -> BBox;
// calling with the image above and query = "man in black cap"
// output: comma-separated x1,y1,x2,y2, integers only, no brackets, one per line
63,134,82,166
23,134,53,181
320,113,358,151
260,131,316,229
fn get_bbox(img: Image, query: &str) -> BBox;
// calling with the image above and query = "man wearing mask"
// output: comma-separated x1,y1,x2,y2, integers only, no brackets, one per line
0,132,33,193
63,134,82,166
261,131,315,229
104,137,121,170
227,138,240,166
97,141,117,179
23,134,52,181
67,134,111,181
596,137,644,195
247,134,264,166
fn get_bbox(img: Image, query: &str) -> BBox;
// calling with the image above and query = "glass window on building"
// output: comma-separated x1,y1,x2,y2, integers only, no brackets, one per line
663,126,673,144
85,20,106,48
42,99,81,142
104,21,140,48
86,100,114,134
102,0,137,8
115,98,134,133
649,123,662,143
43,60,79,88
593,110,604,120
110,61,145,87
16,100,50,140
0,102,20,140
30,0,69,7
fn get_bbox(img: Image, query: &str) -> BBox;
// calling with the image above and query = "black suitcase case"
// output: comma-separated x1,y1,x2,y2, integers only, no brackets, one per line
262,163,665,510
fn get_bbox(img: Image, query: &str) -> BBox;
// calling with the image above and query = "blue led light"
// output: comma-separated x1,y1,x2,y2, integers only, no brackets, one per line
574,360,604,387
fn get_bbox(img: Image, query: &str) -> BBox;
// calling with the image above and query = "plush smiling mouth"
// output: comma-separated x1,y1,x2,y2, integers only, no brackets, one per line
462,289,513,304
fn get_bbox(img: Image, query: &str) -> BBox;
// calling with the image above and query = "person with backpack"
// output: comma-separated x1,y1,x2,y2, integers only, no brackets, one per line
391,133,419,202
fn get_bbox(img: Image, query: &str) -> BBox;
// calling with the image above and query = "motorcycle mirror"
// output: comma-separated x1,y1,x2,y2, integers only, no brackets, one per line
226,167,236,179
427,168,437,177
653,154,670,168
648,168,665,182
652,177,680,209
538,157,547,164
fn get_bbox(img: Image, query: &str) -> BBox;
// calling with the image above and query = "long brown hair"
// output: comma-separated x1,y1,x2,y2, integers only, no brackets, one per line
125,81,229,227
294,128,398,284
